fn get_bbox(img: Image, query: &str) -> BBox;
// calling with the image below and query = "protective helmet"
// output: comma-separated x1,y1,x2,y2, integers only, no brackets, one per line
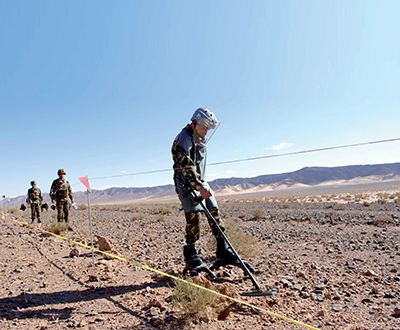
191,107,220,145
30,180,36,186
58,169,66,175
191,107,218,130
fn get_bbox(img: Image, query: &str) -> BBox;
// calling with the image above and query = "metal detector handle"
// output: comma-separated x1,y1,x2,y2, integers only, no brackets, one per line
187,184,262,292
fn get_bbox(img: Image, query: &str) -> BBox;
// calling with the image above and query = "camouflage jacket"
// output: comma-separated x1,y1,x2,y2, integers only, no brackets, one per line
26,187,43,204
50,178,73,202
172,124,207,191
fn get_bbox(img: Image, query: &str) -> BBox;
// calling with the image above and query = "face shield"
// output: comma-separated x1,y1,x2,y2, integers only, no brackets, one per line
191,107,220,145
194,120,220,145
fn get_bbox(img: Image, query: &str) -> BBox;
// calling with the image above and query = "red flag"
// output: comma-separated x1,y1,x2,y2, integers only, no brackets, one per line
2,195,5,199
79,176,92,192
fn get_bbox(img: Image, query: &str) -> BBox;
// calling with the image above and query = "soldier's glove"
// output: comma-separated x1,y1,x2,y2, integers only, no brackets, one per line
199,186,213,200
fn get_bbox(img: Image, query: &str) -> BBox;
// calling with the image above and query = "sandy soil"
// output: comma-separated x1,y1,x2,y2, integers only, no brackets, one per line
1,191,399,330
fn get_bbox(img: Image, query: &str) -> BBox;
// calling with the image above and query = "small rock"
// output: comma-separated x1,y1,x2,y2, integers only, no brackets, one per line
192,275,212,289
332,304,344,312
394,307,400,316
88,275,99,282
69,248,79,258
149,298,162,308
364,270,377,276
149,307,160,317
218,303,236,320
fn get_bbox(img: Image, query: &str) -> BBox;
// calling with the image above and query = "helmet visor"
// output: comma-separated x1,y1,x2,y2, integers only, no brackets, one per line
195,121,220,145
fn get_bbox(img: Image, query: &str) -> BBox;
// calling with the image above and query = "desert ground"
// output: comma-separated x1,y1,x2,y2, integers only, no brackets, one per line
1,188,400,330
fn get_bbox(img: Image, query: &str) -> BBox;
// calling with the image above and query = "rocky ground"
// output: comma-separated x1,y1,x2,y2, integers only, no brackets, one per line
1,191,400,330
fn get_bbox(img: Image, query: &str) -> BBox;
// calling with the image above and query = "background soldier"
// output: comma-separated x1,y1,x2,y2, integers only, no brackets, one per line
26,180,43,223
50,169,74,228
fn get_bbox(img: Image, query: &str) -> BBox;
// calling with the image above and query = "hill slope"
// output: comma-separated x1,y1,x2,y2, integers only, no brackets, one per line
6,162,400,206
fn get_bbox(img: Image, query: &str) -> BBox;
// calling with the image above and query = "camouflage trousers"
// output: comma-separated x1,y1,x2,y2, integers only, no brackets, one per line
185,207,226,245
30,203,41,221
56,200,70,222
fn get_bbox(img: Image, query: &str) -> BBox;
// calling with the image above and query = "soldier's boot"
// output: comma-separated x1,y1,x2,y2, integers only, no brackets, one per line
182,245,215,277
211,238,256,273
37,219,41,223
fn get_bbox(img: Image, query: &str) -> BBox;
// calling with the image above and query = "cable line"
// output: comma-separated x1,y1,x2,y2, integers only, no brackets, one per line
86,137,400,181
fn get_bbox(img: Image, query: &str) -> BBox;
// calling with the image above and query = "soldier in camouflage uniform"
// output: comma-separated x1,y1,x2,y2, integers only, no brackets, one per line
50,169,74,225
26,181,43,223
172,108,241,273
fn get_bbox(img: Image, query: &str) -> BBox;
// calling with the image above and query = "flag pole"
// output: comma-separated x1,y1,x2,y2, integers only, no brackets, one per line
87,186,95,267
79,176,95,267
1,196,4,220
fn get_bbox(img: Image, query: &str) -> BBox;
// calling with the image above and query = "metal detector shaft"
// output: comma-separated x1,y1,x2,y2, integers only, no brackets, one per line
189,189,262,292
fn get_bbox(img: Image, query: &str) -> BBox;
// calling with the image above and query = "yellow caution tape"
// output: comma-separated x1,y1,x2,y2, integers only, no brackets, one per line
11,218,320,330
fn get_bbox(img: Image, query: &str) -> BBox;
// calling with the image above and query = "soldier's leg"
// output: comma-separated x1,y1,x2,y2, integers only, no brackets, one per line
183,211,205,269
35,204,41,222
204,206,226,238
185,211,201,245
56,202,63,222
204,199,240,266
30,204,35,222
63,202,69,222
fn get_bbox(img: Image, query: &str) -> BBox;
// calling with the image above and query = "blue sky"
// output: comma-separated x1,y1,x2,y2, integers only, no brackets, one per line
1,0,399,198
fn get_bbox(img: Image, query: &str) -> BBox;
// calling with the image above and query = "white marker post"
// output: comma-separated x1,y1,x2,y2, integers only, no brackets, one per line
1,195,4,220
79,176,95,266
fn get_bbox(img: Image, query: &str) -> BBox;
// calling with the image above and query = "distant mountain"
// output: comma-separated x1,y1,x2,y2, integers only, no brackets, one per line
5,162,400,207
210,163,400,191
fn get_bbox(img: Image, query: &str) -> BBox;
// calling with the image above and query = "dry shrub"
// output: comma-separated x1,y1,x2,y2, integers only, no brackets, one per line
337,204,348,210
369,215,392,225
158,206,173,214
78,204,88,210
363,201,372,207
280,203,291,209
253,208,266,218
49,221,70,235
9,207,19,214
78,227,90,237
172,277,223,321
155,215,165,222
132,214,144,221
209,218,260,259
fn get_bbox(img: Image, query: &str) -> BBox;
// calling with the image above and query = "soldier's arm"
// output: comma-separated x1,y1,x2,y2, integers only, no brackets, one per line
174,145,203,191
49,181,56,201
39,189,43,204
68,182,74,203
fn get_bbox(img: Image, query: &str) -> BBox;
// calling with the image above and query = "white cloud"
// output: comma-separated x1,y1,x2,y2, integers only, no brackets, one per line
99,185,117,190
227,170,236,174
271,142,293,150
120,171,127,173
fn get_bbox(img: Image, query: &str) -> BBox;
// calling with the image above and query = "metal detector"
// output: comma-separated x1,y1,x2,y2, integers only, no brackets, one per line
188,186,276,297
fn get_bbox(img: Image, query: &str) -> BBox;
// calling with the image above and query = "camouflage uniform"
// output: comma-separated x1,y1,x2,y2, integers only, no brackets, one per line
50,178,73,222
172,124,226,245
26,187,43,222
